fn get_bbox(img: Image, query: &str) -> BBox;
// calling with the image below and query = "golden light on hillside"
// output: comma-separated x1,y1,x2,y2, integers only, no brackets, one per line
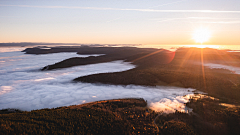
192,27,211,44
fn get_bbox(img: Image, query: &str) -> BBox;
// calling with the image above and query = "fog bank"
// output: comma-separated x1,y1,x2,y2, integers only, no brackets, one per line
204,63,240,74
0,51,194,113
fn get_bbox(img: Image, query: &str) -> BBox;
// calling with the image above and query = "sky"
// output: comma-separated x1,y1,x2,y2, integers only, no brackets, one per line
0,0,240,45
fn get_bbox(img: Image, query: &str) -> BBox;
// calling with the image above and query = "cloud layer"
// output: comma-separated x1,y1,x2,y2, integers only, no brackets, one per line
204,63,240,74
0,51,194,113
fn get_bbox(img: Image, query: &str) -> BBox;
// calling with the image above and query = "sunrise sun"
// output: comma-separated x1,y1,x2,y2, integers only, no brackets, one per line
192,27,211,44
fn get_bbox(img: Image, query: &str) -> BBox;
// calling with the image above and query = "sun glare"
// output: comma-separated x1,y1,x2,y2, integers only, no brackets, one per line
192,27,211,44
184,45,220,49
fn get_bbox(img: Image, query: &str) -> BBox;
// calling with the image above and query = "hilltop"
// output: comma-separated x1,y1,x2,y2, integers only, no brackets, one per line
23,46,240,101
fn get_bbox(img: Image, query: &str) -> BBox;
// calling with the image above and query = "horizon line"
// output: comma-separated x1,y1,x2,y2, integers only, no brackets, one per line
0,42,239,46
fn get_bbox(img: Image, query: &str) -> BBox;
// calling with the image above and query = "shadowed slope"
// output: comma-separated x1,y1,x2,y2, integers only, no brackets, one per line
22,47,170,70
24,47,240,100
74,48,240,101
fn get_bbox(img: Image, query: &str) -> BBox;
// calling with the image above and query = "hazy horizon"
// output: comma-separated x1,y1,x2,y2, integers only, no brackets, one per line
1,43,240,53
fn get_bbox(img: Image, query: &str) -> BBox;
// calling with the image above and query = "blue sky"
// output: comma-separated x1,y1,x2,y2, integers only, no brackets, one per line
0,0,240,45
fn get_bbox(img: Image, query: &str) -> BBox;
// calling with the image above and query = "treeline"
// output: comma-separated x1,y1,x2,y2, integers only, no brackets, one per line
1,97,239,134
0,98,159,135
155,95,240,135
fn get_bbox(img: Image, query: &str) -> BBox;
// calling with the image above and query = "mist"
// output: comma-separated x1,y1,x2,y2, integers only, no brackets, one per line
204,63,240,74
0,51,194,113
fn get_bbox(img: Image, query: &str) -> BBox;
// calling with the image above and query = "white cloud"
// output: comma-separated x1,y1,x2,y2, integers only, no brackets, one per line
0,47,25,53
0,51,195,113
204,63,240,74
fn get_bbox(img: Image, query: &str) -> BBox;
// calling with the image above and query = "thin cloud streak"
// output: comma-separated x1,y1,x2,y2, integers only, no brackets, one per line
149,17,240,24
203,21,240,24
1,4,240,13
188,17,240,20
193,21,240,24
157,18,183,23
148,0,187,9
188,17,213,19
151,17,240,20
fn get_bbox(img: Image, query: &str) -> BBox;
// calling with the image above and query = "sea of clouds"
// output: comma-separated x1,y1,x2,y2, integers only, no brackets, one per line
0,50,196,113
204,63,240,75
